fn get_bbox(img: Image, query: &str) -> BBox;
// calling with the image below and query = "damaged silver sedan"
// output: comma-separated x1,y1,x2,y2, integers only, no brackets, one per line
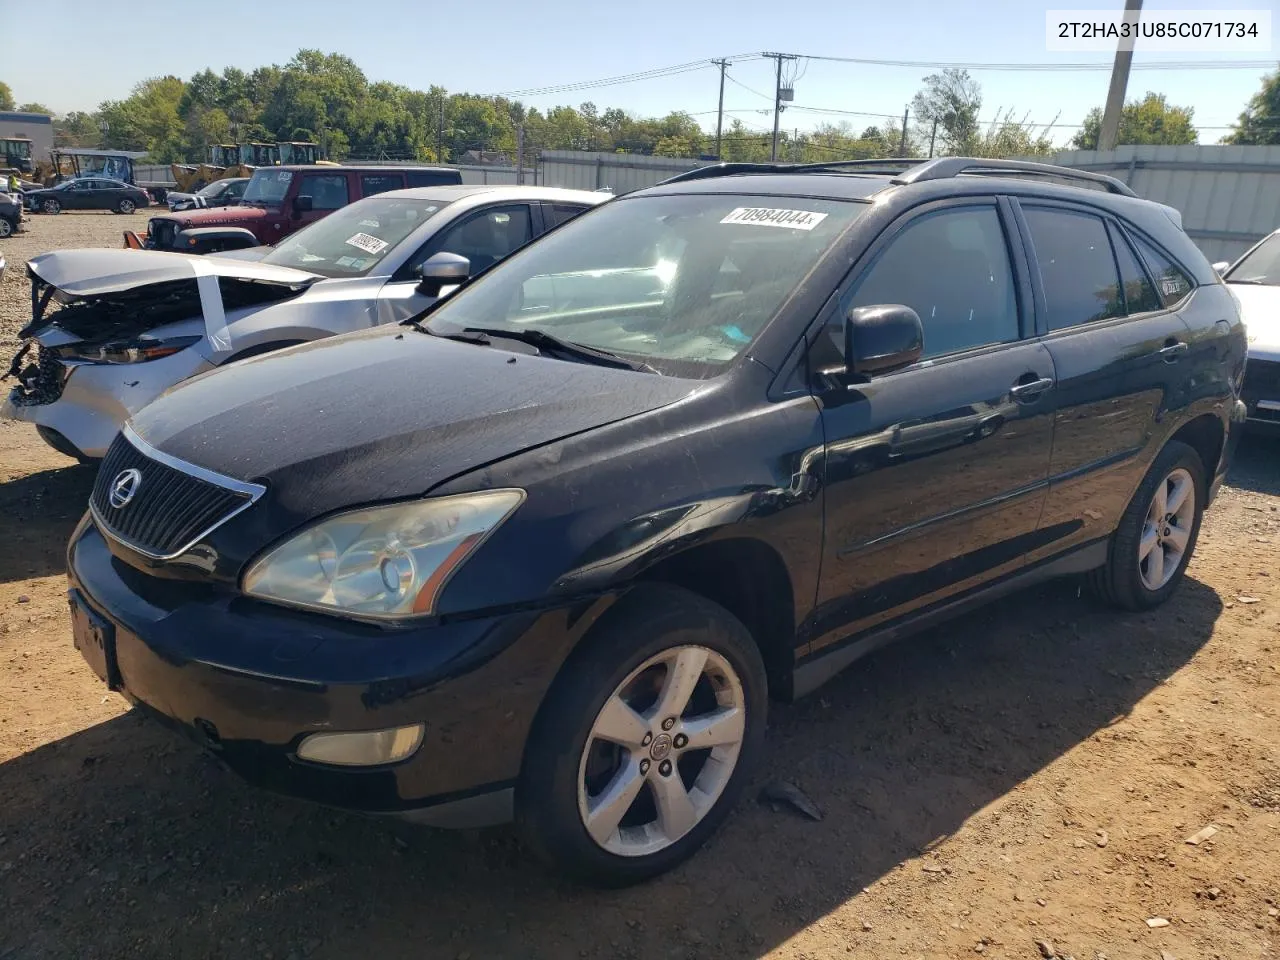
2,185,605,459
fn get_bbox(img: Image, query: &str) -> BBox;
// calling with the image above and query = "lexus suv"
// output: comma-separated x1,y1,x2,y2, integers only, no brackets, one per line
64,158,1247,886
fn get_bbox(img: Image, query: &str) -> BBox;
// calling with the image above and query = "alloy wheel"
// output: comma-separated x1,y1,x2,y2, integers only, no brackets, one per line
1139,466,1195,591
0,218,11,237
577,645,746,857
42,200,59,215
119,199,135,214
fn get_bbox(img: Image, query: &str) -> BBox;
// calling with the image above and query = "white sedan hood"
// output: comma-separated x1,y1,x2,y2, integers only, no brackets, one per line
26,248,320,297
1226,282,1280,360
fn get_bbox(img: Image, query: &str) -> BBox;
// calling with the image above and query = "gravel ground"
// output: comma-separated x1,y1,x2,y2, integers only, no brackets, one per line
1,215,1278,960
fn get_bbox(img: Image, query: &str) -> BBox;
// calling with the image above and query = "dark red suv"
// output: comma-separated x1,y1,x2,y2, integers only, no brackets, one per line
126,164,462,254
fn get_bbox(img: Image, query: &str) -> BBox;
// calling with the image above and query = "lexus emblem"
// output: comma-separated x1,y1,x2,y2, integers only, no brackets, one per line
108,468,142,508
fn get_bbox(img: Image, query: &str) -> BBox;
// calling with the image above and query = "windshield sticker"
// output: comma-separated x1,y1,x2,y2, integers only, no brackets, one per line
358,219,381,228
277,171,293,182
1161,278,1186,298
345,232,389,255
334,255,359,267
720,207,828,230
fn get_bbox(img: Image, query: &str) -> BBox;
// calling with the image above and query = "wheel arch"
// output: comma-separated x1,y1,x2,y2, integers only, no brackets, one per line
1168,413,1224,504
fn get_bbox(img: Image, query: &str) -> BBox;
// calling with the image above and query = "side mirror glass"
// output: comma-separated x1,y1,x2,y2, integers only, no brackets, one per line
415,252,471,296
844,304,924,377
292,195,313,214
1211,260,1230,276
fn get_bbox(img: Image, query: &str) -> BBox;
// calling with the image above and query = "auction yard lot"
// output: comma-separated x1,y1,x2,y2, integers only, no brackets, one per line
1,215,1278,960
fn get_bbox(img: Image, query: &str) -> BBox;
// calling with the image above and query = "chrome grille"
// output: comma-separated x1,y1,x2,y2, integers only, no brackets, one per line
90,427,264,559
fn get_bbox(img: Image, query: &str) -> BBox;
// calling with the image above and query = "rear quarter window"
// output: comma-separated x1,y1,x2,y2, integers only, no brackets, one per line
406,171,462,187
1131,234,1194,307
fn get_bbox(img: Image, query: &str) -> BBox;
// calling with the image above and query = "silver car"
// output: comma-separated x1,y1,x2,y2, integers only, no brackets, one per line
2,185,606,459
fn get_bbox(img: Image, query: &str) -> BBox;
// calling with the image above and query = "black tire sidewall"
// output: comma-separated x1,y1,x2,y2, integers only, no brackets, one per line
517,584,767,887
1107,440,1205,609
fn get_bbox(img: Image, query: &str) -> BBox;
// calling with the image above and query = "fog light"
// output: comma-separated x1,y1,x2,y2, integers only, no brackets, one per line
296,724,424,767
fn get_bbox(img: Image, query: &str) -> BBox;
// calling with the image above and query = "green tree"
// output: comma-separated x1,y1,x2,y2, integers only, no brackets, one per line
0,82,13,111
910,68,981,155
1225,68,1280,144
18,102,53,115
1072,92,1197,149
973,110,1057,158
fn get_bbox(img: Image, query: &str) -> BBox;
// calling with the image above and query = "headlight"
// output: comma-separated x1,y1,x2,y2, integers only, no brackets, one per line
58,335,201,364
242,490,525,620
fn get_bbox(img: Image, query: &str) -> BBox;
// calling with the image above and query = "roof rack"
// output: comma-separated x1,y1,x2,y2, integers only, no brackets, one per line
659,158,929,185
657,155,1137,197
890,157,1137,196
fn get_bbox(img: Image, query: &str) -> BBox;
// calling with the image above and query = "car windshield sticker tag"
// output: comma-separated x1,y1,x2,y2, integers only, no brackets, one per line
1161,278,1184,298
358,219,381,228
720,207,828,230
345,232,389,255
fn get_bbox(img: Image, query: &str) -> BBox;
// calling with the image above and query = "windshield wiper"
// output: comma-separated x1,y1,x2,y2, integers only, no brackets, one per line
415,323,656,373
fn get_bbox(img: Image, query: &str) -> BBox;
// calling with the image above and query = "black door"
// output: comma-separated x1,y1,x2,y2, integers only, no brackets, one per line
1012,201,1196,559
806,199,1057,655
63,181,90,210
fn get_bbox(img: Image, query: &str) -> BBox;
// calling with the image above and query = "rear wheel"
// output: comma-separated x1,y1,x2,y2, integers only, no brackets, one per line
0,216,13,237
517,585,767,887
41,199,60,215
1088,440,1205,610
116,198,136,215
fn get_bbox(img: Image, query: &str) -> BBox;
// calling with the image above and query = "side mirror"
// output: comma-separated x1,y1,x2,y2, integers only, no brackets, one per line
415,252,471,296
292,195,313,215
845,304,924,377
1211,260,1230,276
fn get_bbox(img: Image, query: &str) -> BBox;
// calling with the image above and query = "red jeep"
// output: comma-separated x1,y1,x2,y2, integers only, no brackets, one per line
125,164,463,254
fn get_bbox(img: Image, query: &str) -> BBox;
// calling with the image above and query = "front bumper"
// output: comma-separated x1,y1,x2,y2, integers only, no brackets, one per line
2,346,213,459
1242,355,1280,433
67,519,604,825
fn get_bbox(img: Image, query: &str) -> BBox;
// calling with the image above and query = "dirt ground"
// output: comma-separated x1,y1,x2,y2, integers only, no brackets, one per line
1,215,1279,960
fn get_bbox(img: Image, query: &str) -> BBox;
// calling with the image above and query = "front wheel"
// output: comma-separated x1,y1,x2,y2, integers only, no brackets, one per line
517,585,766,887
116,198,136,215
0,216,13,238
1088,440,1205,610
41,199,60,215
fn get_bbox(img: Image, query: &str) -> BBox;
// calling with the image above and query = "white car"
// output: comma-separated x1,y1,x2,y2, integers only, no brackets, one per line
2,185,606,459
1215,232,1280,433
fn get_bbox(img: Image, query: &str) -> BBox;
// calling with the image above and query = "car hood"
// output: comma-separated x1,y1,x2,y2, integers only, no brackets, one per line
1226,282,1280,358
27,248,320,297
129,326,699,518
157,205,272,228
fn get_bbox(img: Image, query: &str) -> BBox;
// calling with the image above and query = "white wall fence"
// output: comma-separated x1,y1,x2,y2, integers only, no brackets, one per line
537,151,707,195
1042,145,1280,264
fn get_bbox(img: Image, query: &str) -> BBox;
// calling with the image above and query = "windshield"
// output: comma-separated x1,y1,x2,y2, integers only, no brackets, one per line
197,180,230,198
1226,233,1280,285
4,140,31,159
424,193,865,373
242,170,293,206
261,195,449,277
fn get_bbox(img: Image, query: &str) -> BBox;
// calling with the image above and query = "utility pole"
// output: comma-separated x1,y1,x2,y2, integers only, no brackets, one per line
437,95,445,163
1098,0,1143,152
764,52,798,161
712,58,730,159
516,124,525,185
898,107,910,158
928,120,939,158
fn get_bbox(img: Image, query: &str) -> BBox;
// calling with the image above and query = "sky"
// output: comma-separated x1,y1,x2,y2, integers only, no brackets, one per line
3,0,1276,147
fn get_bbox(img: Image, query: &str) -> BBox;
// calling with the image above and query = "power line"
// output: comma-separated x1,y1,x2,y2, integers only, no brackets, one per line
493,54,765,98
792,53,1278,72
723,72,775,102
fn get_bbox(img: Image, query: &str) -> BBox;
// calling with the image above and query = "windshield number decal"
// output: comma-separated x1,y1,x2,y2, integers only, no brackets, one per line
720,207,828,230
345,232,389,255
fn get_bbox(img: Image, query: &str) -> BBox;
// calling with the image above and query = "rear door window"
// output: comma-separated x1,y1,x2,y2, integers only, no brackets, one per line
361,174,404,197
406,170,459,187
1109,223,1161,314
1022,207,1123,331
1131,234,1194,307
298,174,350,211
545,203,592,228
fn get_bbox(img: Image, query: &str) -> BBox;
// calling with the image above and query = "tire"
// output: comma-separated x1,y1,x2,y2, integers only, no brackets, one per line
116,198,136,215
517,584,767,887
1087,440,1205,611
41,199,60,215
0,216,12,238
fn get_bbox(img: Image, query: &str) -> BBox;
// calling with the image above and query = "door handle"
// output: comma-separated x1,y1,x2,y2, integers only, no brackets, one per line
1158,340,1188,362
1010,376,1054,402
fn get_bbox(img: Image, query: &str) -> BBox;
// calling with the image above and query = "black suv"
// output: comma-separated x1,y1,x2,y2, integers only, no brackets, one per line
66,158,1247,886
